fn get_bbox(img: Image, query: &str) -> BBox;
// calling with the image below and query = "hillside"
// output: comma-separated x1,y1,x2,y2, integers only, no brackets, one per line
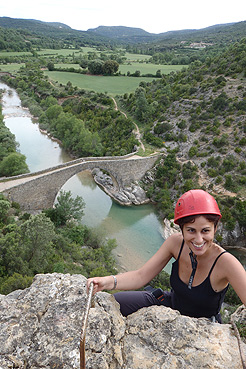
157,21,246,43
0,17,71,31
118,38,246,235
87,25,159,43
87,22,246,46
0,17,114,49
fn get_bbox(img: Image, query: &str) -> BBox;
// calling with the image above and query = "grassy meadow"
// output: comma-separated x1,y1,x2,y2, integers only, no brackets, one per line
0,63,24,72
118,63,185,75
54,62,186,75
44,71,159,95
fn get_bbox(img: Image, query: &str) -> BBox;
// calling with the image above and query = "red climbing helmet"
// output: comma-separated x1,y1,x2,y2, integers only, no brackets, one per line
174,189,222,224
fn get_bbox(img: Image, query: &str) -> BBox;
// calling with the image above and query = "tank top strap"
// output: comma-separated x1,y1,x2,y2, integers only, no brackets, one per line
208,251,227,277
177,239,185,261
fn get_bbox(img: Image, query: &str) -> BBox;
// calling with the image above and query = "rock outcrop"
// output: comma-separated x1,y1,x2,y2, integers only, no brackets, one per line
92,168,149,205
0,273,245,369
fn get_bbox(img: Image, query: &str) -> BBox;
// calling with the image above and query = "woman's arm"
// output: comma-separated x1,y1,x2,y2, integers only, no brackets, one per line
87,233,180,294
223,253,246,306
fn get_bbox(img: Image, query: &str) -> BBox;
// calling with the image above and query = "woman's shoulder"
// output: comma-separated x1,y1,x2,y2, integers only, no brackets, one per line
168,232,183,243
163,232,183,256
212,243,243,268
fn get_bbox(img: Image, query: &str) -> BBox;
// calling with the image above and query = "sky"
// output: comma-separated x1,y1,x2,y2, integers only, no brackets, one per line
0,0,245,34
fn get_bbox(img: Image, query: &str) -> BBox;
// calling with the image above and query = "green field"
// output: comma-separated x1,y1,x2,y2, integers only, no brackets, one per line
0,48,96,58
37,48,94,56
119,63,186,75
0,63,24,72
55,63,82,69
54,62,186,76
45,71,158,95
125,52,152,62
0,51,32,57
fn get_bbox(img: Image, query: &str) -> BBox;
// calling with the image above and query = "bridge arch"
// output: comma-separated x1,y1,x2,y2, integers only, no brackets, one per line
0,155,159,211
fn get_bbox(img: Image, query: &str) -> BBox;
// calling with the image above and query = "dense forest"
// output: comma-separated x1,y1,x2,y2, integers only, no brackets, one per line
0,18,245,308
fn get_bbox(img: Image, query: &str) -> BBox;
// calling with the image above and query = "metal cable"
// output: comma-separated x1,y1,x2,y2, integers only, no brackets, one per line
231,315,246,369
80,282,94,369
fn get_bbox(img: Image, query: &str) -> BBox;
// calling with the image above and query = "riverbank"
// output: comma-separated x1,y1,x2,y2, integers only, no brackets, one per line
113,245,147,272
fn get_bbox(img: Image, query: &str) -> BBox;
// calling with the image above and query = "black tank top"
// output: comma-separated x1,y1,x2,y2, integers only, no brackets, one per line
170,240,229,319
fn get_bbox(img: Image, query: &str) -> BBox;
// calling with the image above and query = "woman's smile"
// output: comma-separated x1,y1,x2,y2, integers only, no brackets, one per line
191,241,206,250
183,216,215,256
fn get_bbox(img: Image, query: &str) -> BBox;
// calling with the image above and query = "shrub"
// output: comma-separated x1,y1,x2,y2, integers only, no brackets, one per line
0,153,29,176
188,146,198,158
0,273,33,295
207,168,218,177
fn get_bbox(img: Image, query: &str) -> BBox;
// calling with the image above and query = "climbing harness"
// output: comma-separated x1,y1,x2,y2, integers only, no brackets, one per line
188,251,197,289
230,314,246,369
80,281,94,369
145,285,165,302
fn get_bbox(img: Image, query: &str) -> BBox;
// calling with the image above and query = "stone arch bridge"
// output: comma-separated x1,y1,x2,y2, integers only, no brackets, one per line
0,154,159,211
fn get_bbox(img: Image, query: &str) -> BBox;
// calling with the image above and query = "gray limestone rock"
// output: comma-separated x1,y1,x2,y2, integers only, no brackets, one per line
0,273,245,368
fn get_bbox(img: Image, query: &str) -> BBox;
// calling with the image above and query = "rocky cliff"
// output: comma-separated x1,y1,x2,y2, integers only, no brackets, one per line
0,273,245,369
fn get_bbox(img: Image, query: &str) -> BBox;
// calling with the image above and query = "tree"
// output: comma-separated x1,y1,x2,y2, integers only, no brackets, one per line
135,87,150,122
0,153,29,176
102,60,119,75
20,213,56,274
88,59,104,75
0,198,11,223
0,273,33,295
79,59,88,69
44,190,85,226
0,214,55,276
47,62,55,71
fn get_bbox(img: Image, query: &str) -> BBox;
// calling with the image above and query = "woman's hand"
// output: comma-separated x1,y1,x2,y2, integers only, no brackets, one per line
87,275,115,295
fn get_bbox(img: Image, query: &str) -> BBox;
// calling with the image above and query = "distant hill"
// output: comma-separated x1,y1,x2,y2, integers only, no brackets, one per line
0,16,245,48
88,25,151,37
0,17,72,33
0,17,113,47
157,21,246,43
89,22,246,45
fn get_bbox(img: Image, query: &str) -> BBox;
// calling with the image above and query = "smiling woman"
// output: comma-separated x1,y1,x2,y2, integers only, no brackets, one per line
87,189,246,323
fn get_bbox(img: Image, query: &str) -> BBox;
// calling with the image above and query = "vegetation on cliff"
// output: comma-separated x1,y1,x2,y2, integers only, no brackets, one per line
0,191,117,294
119,38,246,238
0,102,29,176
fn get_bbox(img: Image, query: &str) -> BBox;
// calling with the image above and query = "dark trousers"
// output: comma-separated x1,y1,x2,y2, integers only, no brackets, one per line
114,290,172,317
114,289,222,323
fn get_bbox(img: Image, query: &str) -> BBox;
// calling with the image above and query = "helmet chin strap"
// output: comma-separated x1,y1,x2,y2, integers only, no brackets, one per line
188,250,197,289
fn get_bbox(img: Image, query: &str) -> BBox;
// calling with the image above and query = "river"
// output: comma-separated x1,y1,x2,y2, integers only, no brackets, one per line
0,82,170,272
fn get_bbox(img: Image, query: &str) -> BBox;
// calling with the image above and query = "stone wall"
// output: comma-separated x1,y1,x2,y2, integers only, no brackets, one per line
0,273,245,369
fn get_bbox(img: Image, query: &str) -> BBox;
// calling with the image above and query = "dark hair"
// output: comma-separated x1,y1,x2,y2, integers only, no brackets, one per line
176,214,220,231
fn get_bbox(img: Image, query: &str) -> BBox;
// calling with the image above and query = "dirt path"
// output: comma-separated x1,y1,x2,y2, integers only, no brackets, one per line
111,97,145,152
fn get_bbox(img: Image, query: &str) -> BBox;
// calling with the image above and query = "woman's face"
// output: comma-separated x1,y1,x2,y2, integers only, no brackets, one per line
182,216,215,256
